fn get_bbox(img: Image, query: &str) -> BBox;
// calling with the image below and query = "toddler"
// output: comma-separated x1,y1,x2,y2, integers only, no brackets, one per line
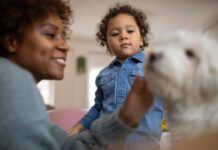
69,3,163,150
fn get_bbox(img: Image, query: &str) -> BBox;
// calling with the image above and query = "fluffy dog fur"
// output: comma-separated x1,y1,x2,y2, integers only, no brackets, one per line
144,31,218,144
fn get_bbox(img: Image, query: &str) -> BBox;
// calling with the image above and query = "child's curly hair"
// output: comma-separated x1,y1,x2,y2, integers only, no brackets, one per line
96,3,150,54
0,0,73,55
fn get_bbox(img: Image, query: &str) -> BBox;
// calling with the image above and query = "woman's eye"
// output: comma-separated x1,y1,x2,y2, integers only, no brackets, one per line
185,48,195,58
45,33,55,39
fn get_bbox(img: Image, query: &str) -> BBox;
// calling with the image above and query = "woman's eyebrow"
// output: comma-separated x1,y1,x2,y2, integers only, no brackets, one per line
40,23,58,30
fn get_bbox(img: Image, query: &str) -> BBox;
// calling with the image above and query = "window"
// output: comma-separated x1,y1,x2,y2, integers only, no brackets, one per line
87,67,101,108
37,80,55,106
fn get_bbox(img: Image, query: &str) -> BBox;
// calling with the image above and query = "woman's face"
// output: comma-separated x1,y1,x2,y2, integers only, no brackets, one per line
9,14,69,82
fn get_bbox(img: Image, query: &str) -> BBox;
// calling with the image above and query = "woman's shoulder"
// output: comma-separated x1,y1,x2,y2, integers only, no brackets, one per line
0,57,43,114
0,57,37,96
0,57,34,82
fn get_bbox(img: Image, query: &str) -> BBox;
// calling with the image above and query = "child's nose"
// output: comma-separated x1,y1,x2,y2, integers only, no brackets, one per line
119,32,128,41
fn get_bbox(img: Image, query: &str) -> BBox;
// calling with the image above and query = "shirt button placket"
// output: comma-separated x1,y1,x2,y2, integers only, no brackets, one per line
116,68,126,107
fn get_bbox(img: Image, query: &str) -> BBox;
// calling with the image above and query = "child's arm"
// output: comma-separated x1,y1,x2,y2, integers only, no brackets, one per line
68,81,103,136
68,76,154,147
67,98,102,136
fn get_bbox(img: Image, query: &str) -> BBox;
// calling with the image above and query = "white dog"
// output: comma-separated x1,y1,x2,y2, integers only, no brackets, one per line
144,31,218,146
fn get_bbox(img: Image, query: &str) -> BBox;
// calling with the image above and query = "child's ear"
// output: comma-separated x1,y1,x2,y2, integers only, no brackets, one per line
140,40,144,50
140,37,144,46
4,36,18,53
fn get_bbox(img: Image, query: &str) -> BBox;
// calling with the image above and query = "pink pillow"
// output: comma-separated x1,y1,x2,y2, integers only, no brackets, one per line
48,108,86,131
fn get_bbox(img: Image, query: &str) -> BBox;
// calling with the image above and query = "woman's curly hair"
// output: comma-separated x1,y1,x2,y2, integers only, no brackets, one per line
96,3,150,54
0,0,73,55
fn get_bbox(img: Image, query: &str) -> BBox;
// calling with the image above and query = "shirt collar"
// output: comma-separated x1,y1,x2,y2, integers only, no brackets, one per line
131,51,145,63
110,51,145,66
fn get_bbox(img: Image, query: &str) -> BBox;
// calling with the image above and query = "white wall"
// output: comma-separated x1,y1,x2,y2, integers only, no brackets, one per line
53,36,113,109
53,21,218,109
53,9,218,109
205,20,218,40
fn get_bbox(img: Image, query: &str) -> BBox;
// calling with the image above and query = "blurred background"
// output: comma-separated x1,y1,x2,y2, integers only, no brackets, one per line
37,0,218,109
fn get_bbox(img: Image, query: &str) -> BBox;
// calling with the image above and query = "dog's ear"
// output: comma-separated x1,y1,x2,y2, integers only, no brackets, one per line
197,52,218,98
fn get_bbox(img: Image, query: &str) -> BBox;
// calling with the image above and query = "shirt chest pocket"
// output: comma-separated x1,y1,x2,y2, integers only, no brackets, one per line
97,73,115,99
130,69,144,85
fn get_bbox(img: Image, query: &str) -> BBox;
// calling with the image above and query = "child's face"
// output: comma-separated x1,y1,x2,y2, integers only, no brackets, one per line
106,13,143,62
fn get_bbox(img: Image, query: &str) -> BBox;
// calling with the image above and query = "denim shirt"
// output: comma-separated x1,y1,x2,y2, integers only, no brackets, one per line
80,51,163,141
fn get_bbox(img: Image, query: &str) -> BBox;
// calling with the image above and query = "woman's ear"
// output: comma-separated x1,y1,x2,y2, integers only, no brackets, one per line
4,36,18,53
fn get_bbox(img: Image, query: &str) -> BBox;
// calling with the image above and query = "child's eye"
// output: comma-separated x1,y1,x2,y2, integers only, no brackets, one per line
127,30,135,34
111,32,119,36
111,33,119,36
110,30,119,36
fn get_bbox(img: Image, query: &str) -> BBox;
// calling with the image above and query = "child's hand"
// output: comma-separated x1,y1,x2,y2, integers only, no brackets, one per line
119,76,153,126
67,123,85,137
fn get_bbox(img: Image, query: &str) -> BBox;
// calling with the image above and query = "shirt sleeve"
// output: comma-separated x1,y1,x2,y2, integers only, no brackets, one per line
80,76,103,129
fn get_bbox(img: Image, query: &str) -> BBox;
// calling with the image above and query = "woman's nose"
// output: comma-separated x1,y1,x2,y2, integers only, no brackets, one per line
57,37,69,52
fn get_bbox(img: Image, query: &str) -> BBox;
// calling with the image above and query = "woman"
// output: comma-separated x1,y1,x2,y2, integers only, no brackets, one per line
0,0,153,149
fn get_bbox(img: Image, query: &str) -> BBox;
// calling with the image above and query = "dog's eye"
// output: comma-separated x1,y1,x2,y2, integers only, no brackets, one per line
185,49,195,58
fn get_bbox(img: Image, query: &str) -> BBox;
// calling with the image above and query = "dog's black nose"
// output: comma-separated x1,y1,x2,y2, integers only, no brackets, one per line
149,52,163,63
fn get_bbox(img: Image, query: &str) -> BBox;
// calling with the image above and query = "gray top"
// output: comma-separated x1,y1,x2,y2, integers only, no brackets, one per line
0,57,136,150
